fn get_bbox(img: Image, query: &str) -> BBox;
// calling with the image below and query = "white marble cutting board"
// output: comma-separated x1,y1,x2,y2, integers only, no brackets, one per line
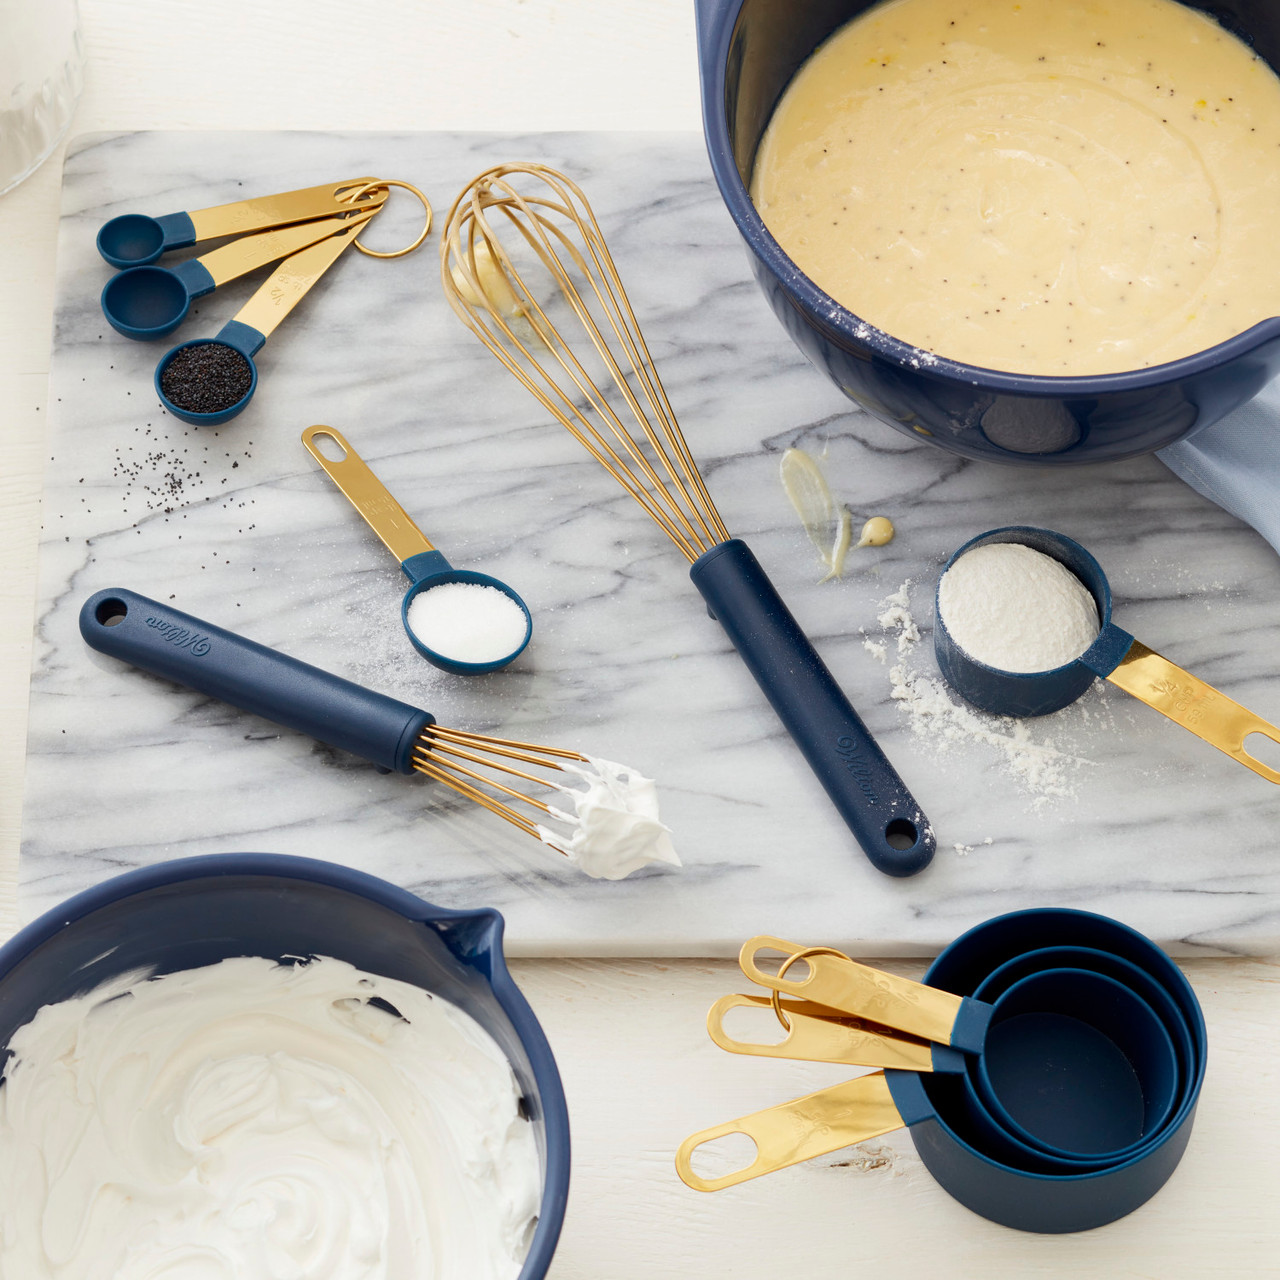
21,130,1280,956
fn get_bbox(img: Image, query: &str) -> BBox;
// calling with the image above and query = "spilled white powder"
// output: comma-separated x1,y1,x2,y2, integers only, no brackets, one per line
877,581,920,654
875,581,1095,805
938,543,1099,673
406,582,528,664
536,756,682,880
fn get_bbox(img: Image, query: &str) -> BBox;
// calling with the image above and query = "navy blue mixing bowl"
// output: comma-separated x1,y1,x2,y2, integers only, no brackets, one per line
0,854,570,1280
695,0,1280,464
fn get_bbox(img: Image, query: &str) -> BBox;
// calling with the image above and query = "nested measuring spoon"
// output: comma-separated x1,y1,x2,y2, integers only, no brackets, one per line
96,176,387,268
101,205,387,340
934,527,1280,782
153,207,377,426
301,425,533,675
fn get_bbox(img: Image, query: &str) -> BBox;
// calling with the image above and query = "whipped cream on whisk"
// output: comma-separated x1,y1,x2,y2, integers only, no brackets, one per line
0,956,540,1280
537,756,681,880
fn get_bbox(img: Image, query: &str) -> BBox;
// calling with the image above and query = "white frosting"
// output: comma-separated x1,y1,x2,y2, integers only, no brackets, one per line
537,756,682,880
0,956,541,1280
938,542,1100,673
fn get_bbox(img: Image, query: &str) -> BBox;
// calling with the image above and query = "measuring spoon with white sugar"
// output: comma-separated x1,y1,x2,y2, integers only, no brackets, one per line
302,425,532,675
934,526,1280,782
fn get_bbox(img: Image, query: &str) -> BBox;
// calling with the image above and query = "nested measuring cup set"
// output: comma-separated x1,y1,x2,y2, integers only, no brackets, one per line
677,911,1207,1233
96,177,432,426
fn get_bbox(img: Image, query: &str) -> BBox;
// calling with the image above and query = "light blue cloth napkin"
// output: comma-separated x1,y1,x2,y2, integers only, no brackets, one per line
1158,379,1280,555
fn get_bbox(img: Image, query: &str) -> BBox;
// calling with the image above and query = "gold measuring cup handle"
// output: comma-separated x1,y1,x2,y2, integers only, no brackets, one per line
675,1072,902,1192
707,993,945,1072
738,936,966,1048
1107,640,1280,783
301,425,436,565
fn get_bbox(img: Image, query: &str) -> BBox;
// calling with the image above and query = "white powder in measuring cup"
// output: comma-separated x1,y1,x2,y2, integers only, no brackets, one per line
938,543,1100,673
407,582,528,664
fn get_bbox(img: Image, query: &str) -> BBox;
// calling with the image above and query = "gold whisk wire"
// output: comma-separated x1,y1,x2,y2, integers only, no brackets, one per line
412,723,586,845
440,163,731,563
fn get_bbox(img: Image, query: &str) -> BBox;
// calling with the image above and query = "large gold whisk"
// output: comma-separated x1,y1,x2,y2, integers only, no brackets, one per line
437,162,936,880
441,163,730,562
412,723,585,843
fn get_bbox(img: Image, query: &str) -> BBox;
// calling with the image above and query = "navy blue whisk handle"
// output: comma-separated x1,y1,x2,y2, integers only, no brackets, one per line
79,587,433,775
689,539,935,877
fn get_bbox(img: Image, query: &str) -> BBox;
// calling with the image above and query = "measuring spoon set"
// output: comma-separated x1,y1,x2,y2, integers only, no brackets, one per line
97,177,430,424
678,917,1206,1233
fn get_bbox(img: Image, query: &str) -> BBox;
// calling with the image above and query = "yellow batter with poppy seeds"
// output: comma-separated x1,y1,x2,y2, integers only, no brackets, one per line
751,0,1280,375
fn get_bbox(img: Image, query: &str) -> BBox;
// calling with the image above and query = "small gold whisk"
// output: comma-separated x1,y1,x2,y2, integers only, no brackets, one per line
439,163,936,879
79,586,635,871
412,723,585,843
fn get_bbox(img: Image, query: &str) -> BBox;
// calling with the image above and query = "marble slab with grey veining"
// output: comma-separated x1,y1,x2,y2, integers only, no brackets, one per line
21,130,1280,956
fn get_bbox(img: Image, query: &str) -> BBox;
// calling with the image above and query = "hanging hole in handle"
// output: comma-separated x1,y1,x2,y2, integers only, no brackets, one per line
309,430,347,463
751,949,812,982
885,819,918,850
721,1001,789,1047
686,1130,760,1183
95,598,128,627
1244,731,1280,774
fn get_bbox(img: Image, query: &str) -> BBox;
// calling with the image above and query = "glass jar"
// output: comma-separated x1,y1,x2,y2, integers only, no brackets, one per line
0,0,83,196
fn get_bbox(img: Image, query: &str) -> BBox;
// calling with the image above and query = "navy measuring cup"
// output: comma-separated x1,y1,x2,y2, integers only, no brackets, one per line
934,526,1280,782
970,947,1195,1163
966,967,1180,1166
302,425,532,675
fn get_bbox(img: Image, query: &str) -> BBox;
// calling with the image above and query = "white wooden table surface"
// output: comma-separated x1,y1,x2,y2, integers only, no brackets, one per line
0,3,1277,1274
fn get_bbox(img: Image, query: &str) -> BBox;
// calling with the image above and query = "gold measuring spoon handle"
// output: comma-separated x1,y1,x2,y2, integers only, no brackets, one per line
675,1072,902,1192
232,208,376,342
739,936,966,1048
194,210,387,289
186,177,389,241
301,425,436,563
1107,639,1280,783
707,993,944,1071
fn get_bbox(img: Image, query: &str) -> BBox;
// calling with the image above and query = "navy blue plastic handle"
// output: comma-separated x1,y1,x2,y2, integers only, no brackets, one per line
690,540,934,876
79,588,433,774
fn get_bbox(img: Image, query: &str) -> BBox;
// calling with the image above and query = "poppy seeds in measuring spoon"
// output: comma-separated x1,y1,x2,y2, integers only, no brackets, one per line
157,340,256,424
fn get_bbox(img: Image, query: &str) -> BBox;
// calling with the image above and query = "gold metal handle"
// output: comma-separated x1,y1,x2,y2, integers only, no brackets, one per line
301,425,436,565
675,1072,903,1192
707,993,939,1071
186,177,389,241
1107,640,1280,783
198,209,386,289
233,210,375,342
739,936,963,1047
